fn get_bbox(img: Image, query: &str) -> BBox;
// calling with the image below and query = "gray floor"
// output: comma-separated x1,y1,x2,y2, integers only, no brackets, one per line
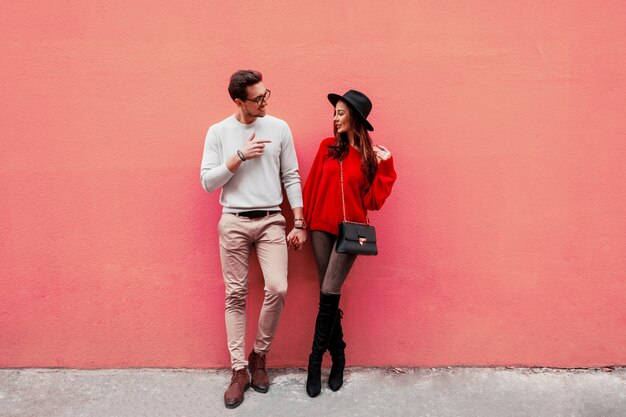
2,367,625,417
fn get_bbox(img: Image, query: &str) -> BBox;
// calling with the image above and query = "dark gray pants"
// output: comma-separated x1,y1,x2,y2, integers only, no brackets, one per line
311,231,357,295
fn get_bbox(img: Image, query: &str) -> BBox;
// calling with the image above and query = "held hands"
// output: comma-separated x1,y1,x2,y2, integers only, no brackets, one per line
287,228,307,251
373,144,392,162
240,132,272,161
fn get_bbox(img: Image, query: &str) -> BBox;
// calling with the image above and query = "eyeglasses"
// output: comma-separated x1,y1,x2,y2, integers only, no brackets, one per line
241,89,271,106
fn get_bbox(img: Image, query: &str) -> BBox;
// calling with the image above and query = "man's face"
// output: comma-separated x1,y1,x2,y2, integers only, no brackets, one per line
240,82,269,118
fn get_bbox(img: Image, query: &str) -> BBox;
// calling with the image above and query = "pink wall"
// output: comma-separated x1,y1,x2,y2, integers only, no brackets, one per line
2,1,626,368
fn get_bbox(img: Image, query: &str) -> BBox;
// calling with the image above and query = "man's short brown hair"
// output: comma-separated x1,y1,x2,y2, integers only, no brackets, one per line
228,70,263,101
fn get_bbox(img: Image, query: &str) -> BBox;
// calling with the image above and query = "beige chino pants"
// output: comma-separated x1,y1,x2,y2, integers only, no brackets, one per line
218,212,288,370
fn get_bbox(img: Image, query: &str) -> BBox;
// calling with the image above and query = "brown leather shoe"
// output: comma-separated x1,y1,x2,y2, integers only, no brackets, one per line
248,350,270,393
224,368,250,409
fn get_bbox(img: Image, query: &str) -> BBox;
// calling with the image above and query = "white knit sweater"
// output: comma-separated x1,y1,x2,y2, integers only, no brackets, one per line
200,114,303,212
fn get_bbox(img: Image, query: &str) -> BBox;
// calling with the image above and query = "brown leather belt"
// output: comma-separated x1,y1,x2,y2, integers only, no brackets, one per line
233,210,280,219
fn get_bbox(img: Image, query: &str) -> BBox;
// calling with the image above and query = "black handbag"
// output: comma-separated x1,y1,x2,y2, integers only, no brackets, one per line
335,158,378,256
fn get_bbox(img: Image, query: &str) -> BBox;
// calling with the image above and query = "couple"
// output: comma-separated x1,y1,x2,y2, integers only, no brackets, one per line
200,70,397,409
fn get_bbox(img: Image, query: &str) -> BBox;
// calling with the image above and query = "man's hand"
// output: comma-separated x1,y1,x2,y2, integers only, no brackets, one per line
241,132,272,160
287,228,307,251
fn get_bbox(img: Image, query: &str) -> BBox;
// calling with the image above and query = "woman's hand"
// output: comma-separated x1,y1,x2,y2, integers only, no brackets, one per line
373,144,392,162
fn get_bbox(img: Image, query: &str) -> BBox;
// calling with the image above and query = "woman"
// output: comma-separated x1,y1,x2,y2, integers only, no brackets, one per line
299,90,397,397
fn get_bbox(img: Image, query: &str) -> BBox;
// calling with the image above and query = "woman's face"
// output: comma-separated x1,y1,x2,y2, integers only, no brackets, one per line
333,101,352,134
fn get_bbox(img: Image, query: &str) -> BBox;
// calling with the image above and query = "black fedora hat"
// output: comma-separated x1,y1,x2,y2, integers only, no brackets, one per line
328,89,374,131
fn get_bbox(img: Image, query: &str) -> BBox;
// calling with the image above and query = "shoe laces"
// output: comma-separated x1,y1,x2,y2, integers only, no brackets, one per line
231,368,247,385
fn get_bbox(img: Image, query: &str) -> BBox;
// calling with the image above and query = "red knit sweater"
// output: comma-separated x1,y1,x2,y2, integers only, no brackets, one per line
303,137,397,234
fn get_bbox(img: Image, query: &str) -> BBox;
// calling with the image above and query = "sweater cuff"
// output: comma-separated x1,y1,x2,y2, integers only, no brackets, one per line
377,156,395,176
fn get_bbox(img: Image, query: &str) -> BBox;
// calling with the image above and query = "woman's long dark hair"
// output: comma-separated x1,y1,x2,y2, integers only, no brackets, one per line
327,101,377,183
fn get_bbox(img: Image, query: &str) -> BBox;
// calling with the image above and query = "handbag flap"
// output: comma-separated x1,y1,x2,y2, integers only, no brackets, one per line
342,223,377,243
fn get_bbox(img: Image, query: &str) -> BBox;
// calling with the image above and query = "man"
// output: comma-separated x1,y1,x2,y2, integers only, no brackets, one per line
200,70,307,409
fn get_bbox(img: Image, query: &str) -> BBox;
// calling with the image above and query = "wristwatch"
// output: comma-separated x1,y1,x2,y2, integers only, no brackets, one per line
294,218,306,229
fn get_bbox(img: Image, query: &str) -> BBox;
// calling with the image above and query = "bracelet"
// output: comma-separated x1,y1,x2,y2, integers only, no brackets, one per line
237,150,246,161
294,225,305,230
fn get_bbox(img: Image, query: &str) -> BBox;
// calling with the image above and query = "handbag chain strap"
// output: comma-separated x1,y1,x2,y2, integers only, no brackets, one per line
339,158,347,222
339,157,369,225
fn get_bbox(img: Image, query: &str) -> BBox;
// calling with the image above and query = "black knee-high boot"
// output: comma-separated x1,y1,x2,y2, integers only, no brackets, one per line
327,308,346,391
306,292,340,398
